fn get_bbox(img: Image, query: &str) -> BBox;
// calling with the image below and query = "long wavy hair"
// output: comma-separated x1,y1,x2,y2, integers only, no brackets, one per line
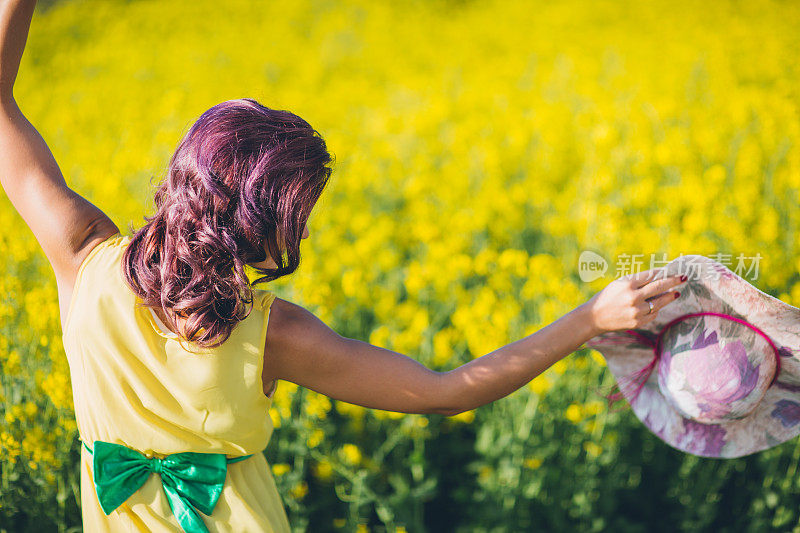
122,98,333,350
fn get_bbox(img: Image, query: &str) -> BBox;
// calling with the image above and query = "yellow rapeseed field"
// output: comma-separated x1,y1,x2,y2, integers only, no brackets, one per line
1,0,797,530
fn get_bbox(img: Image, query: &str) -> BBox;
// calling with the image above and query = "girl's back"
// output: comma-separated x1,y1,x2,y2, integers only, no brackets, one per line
64,232,291,532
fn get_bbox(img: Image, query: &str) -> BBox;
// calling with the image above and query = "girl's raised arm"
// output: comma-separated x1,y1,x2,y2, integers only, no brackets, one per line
0,0,120,331
0,0,36,97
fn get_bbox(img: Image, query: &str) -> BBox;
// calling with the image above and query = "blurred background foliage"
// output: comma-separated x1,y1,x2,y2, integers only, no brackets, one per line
1,0,799,531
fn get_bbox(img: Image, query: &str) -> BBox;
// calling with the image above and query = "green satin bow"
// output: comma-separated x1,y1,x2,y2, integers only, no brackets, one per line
82,439,254,533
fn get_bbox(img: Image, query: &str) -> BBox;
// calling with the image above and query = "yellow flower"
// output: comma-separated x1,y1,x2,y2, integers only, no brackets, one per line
373,409,405,420
341,269,362,298
432,328,455,366
584,400,604,416
0,432,20,461
335,401,366,420
60,417,77,434
565,404,583,424
303,392,332,419
339,443,362,465
42,371,73,410
524,457,542,469
452,410,475,424
584,442,603,458
271,463,290,476
268,408,281,429
590,350,606,366
289,481,308,500
528,375,551,395
551,359,568,375
313,458,333,481
23,401,37,418
5,350,20,376
369,325,392,348
306,428,324,448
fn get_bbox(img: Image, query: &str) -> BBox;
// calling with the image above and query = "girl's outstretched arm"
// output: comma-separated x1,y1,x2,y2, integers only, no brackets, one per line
0,0,120,331
439,269,684,413
262,268,686,416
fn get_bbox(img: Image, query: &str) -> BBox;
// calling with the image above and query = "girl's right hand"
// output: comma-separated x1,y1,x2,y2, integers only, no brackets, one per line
584,268,687,334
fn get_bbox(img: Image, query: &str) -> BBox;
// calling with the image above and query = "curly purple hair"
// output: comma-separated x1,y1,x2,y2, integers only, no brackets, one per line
122,98,333,349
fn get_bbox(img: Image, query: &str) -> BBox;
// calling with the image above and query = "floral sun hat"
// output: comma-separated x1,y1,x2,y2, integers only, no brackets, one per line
586,255,800,458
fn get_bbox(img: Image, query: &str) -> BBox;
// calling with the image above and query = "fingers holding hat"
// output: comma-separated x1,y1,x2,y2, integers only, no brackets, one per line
630,273,686,326
620,267,667,289
638,273,687,300
586,269,684,333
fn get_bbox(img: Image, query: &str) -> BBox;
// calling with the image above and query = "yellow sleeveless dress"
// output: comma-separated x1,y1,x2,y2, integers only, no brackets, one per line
61,232,292,532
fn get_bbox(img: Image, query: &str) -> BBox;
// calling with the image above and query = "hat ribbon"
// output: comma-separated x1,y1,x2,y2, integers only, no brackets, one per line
606,311,782,408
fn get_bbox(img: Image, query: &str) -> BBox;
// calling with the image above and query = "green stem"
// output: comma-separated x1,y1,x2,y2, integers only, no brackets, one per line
505,391,539,510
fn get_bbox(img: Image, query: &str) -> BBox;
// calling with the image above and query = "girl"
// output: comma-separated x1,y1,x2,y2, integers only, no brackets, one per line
0,0,686,530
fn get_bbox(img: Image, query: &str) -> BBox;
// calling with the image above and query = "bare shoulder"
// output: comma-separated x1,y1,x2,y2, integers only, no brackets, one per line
264,297,343,355
261,296,348,385
259,296,447,415
57,224,121,333
264,297,308,344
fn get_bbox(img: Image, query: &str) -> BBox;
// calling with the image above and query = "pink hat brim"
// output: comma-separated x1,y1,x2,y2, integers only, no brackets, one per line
587,255,800,458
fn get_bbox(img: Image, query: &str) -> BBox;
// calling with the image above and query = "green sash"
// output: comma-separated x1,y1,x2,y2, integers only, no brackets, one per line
82,439,254,533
